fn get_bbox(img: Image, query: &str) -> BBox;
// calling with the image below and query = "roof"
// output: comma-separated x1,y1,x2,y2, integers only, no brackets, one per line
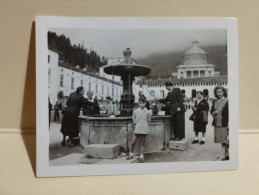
185,41,206,55
48,47,63,55
137,75,228,85
104,57,140,67
58,62,122,86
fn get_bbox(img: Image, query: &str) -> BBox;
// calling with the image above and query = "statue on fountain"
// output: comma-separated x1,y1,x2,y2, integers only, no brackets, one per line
123,48,132,64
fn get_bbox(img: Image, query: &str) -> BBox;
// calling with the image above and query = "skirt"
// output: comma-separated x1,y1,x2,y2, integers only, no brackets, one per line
60,107,80,138
214,127,228,144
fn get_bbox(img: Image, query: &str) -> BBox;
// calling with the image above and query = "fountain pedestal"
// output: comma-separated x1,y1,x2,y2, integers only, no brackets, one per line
79,115,173,153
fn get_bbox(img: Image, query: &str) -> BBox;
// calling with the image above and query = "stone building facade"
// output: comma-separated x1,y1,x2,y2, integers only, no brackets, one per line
48,48,123,106
133,76,228,102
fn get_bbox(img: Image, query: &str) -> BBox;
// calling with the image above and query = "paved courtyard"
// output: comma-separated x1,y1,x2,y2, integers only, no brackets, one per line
49,109,221,166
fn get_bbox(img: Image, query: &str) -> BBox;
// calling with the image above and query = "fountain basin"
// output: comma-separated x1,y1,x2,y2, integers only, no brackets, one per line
103,64,151,77
79,115,173,154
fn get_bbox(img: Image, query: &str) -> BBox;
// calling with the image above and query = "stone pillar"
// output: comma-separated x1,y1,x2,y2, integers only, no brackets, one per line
120,74,135,116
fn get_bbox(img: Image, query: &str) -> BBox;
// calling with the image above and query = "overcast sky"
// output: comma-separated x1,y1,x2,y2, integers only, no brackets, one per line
50,28,227,59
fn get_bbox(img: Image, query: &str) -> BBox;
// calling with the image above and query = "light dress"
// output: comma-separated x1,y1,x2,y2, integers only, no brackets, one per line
132,108,152,135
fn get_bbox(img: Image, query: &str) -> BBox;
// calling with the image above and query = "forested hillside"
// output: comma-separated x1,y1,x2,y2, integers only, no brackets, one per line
48,31,107,73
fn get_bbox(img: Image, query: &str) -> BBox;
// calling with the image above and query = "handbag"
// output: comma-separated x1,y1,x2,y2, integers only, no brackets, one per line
202,111,208,124
189,112,197,121
61,107,67,114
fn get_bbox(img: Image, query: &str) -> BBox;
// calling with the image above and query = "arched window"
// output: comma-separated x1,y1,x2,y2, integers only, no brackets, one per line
71,78,74,89
96,84,98,93
203,89,209,99
81,80,83,87
60,75,64,87
57,91,64,99
89,82,91,91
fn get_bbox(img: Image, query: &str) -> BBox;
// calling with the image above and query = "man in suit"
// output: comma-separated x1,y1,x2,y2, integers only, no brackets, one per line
159,81,185,141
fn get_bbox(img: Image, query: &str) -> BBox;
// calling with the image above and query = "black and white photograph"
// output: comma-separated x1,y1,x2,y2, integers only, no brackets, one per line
36,17,238,177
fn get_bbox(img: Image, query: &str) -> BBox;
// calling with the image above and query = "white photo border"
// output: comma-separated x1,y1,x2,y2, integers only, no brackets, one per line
36,17,238,177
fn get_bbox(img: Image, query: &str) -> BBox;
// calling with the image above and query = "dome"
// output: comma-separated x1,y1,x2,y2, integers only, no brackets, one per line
185,41,206,55
182,41,209,65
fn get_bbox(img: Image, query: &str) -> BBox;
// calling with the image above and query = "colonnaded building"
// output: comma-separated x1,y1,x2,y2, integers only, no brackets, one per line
133,41,228,102
48,48,123,105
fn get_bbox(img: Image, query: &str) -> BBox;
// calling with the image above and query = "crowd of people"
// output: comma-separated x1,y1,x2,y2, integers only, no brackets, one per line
49,83,229,162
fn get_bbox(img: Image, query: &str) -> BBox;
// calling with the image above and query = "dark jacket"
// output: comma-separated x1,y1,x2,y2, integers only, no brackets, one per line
60,92,84,137
210,100,229,127
193,98,209,132
66,93,84,112
83,98,100,115
159,88,185,115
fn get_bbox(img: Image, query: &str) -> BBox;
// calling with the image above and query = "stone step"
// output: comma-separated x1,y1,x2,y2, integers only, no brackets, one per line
169,139,188,151
84,144,121,159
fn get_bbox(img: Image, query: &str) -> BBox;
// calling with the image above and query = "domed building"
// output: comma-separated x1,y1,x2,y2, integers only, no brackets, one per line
175,41,220,79
133,41,227,103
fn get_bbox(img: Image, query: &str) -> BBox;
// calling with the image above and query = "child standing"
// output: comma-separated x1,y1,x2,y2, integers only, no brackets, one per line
127,95,152,163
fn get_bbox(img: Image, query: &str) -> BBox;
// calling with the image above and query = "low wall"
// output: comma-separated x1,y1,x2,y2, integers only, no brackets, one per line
78,115,173,154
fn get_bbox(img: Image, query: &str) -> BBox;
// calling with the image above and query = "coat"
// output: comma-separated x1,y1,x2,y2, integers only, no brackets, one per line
82,98,100,116
159,88,185,115
60,92,84,137
159,87,185,139
193,98,209,132
210,98,229,127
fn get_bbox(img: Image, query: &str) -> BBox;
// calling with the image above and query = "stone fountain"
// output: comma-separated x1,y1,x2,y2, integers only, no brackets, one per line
79,48,173,154
103,48,151,116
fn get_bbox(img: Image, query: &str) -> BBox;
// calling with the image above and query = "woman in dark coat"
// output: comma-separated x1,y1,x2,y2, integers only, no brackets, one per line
191,91,209,145
210,86,229,161
60,87,84,147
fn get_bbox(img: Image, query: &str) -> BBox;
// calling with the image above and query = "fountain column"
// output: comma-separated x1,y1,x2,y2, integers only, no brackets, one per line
120,74,135,116
103,48,151,116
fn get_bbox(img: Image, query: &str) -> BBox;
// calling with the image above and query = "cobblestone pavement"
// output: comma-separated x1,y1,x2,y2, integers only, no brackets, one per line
49,109,220,166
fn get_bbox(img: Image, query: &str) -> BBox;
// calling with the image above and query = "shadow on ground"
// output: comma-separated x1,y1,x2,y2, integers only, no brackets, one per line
20,21,36,176
49,143,84,160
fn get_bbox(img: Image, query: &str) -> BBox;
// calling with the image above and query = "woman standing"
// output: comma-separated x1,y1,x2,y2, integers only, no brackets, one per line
60,87,84,147
191,91,209,145
211,86,229,160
